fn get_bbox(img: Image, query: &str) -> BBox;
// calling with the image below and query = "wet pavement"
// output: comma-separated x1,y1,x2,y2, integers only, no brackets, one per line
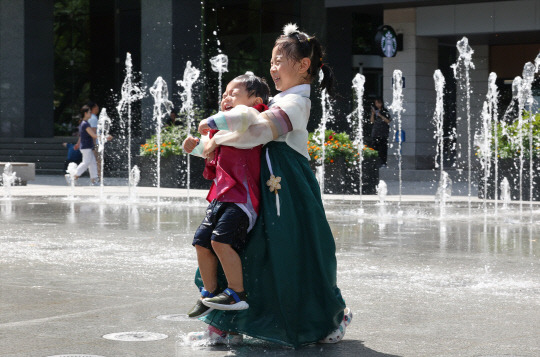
1,178,539,356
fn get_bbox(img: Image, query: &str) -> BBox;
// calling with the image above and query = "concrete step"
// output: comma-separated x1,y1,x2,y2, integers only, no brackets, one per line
0,137,75,176
0,154,65,162
0,136,74,143
0,148,66,156
37,168,65,175
0,143,69,151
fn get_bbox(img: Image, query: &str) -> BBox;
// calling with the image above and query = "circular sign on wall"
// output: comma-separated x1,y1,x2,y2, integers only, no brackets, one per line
375,25,398,57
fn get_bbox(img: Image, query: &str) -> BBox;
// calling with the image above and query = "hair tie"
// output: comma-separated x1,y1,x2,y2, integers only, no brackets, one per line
320,63,324,69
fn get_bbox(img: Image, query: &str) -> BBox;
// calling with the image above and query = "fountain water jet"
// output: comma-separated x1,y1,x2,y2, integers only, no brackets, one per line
513,76,525,212
117,53,145,197
433,70,446,175
352,73,366,206
177,61,200,204
2,163,17,199
521,62,536,213
129,165,140,202
389,69,404,208
97,108,112,200
376,180,387,205
149,77,173,204
433,69,447,212
65,162,78,200
478,101,493,212
209,54,228,107
486,73,499,213
500,177,511,210
451,37,475,209
315,69,333,197
435,171,452,213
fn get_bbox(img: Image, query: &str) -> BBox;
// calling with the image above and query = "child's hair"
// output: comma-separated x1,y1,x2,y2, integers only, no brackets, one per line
87,101,98,110
233,73,271,105
79,105,91,119
274,23,336,97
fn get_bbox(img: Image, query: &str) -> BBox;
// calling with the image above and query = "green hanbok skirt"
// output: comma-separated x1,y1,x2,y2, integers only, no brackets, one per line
195,141,345,348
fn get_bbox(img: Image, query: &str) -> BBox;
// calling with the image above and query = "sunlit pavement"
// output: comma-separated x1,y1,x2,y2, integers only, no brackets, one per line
1,176,539,356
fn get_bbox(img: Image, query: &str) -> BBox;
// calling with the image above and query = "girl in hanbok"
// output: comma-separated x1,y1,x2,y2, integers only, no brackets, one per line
189,23,352,348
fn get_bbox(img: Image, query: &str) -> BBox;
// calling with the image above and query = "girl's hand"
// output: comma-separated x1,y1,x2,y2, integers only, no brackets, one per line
203,137,218,158
199,119,211,135
182,136,199,153
106,135,113,141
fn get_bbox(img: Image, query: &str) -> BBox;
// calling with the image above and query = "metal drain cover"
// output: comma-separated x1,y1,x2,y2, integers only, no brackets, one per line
156,314,191,321
102,331,168,342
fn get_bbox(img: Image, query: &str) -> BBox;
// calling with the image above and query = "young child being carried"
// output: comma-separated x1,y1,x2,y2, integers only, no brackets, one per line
182,73,271,319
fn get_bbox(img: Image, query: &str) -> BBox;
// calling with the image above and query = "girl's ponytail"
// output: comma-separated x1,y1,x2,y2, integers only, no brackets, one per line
319,61,336,98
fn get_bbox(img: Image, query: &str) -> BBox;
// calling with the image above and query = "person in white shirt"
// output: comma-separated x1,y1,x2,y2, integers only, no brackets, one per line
87,101,102,179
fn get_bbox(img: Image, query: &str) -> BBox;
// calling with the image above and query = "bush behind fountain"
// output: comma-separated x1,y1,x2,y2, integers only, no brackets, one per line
308,129,379,194
477,110,540,201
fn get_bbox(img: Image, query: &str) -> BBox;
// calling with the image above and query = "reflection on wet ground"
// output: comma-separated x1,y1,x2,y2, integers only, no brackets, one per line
1,197,539,356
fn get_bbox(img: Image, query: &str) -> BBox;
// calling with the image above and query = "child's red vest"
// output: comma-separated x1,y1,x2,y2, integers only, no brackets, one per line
202,103,268,214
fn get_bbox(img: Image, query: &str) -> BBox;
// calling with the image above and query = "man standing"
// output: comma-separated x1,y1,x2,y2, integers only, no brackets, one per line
370,98,392,168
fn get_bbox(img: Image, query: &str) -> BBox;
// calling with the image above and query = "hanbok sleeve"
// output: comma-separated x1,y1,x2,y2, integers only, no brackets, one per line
207,105,261,133
213,94,308,148
189,135,210,157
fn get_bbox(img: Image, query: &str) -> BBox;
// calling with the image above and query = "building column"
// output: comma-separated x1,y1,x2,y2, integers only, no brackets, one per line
140,0,201,138
140,0,174,137
0,0,25,137
24,0,54,137
383,8,438,170
326,6,353,131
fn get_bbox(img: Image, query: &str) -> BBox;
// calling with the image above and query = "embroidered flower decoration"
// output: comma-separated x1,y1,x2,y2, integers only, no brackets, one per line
266,175,282,193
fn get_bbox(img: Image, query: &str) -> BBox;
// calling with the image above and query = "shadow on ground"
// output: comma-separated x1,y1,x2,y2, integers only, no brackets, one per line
177,339,401,357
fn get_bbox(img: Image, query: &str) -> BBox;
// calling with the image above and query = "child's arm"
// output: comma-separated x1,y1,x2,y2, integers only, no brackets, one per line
212,95,307,148
199,105,262,134
183,135,210,157
86,126,98,139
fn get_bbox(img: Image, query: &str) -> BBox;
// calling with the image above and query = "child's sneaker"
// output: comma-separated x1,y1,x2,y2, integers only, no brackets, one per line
187,299,213,318
202,288,249,311
318,308,353,344
186,325,243,345
187,288,217,318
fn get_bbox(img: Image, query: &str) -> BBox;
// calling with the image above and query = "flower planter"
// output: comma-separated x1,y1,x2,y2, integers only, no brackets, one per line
135,155,210,189
136,154,379,194
477,158,540,201
311,157,379,194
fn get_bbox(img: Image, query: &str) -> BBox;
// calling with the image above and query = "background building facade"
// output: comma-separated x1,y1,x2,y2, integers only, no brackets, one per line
1,0,539,174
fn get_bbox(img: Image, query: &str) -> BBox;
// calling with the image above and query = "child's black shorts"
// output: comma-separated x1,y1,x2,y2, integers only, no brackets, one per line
192,200,250,253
